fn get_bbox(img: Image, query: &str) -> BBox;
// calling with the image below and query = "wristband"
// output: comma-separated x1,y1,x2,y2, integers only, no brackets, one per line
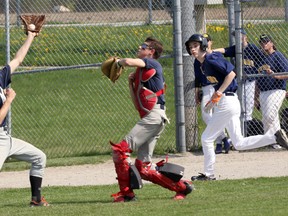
117,60,122,68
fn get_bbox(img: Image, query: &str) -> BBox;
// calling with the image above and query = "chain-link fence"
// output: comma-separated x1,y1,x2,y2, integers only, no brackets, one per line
239,0,288,146
1,0,288,159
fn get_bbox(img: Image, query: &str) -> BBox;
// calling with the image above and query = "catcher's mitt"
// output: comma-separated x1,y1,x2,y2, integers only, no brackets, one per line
101,56,124,83
20,14,46,35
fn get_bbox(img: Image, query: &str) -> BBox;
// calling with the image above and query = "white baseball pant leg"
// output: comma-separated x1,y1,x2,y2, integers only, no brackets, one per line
243,80,255,121
201,94,277,176
0,129,46,177
201,85,226,143
125,107,166,163
260,89,286,134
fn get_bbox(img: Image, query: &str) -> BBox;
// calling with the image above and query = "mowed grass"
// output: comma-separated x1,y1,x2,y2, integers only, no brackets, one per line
0,177,287,216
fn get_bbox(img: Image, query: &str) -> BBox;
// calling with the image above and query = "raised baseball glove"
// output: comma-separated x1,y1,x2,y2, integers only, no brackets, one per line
20,14,46,35
101,56,124,83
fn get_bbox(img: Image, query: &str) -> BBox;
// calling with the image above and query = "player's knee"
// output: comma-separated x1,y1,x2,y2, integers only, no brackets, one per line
35,151,46,168
30,151,46,177
110,140,132,163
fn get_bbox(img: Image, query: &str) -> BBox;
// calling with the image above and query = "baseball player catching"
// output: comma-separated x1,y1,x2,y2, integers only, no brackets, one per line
109,37,192,202
0,20,48,206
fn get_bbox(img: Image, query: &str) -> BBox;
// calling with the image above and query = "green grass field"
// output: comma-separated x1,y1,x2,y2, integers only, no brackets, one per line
0,177,287,216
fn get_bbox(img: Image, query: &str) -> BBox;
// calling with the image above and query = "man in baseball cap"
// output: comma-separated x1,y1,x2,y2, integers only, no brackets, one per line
259,34,272,43
259,34,276,50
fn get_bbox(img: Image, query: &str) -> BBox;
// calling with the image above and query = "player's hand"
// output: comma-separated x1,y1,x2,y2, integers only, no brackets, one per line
5,88,16,103
204,91,222,112
266,69,274,75
195,88,202,105
27,31,38,38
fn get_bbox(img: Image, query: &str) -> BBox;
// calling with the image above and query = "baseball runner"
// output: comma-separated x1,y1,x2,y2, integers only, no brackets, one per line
185,34,288,181
0,30,48,206
214,29,263,124
109,37,192,202
257,34,288,149
194,33,231,154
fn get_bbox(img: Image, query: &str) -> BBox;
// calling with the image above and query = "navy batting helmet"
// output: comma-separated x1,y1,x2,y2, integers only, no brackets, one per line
185,34,208,54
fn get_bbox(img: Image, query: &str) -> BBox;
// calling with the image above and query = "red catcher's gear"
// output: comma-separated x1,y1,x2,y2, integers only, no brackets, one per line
110,140,134,199
135,159,191,194
134,68,164,118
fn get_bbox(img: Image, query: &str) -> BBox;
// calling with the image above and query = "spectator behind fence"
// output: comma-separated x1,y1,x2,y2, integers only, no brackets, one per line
193,33,231,154
213,29,264,135
257,34,288,149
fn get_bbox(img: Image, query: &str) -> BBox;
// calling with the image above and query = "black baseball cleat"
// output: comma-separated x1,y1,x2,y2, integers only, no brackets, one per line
275,129,288,150
215,144,223,154
30,196,49,207
191,173,216,181
223,138,231,154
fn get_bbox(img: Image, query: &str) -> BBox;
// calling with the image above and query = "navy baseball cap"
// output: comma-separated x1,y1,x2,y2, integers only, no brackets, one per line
203,33,212,41
231,28,247,36
259,34,272,43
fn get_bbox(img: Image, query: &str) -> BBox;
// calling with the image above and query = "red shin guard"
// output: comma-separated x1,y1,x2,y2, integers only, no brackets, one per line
110,141,134,197
135,159,189,194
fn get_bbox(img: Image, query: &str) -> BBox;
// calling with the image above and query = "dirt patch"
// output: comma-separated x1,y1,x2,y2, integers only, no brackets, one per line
0,150,287,189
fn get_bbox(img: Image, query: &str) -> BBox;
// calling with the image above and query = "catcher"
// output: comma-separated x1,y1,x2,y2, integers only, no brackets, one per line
107,37,192,202
0,15,48,207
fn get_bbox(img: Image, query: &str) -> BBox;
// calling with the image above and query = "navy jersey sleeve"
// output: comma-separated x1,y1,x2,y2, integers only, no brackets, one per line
204,52,237,92
0,65,12,127
247,44,264,69
274,51,288,73
194,59,201,87
0,65,12,88
207,52,235,76
224,45,236,58
143,58,165,105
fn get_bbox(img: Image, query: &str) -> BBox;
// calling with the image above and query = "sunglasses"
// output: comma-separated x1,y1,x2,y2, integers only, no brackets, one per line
140,43,152,50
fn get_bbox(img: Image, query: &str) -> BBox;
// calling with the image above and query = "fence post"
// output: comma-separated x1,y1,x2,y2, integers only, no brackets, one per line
234,0,244,134
227,0,235,47
148,0,153,24
285,0,288,22
173,0,186,153
181,0,198,151
16,0,22,26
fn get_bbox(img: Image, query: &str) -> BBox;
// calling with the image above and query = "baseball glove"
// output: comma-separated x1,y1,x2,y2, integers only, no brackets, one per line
20,14,46,35
101,56,124,83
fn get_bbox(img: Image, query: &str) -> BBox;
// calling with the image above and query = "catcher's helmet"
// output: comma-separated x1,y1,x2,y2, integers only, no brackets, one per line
185,34,208,54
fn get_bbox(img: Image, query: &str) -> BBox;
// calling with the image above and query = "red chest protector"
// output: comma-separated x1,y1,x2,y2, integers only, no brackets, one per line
134,68,164,118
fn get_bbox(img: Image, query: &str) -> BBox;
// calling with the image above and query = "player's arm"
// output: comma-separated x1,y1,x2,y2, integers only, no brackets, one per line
0,88,16,124
117,58,146,68
195,87,202,105
266,52,288,79
212,48,225,53
217,71,236,93
9,31,37,73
